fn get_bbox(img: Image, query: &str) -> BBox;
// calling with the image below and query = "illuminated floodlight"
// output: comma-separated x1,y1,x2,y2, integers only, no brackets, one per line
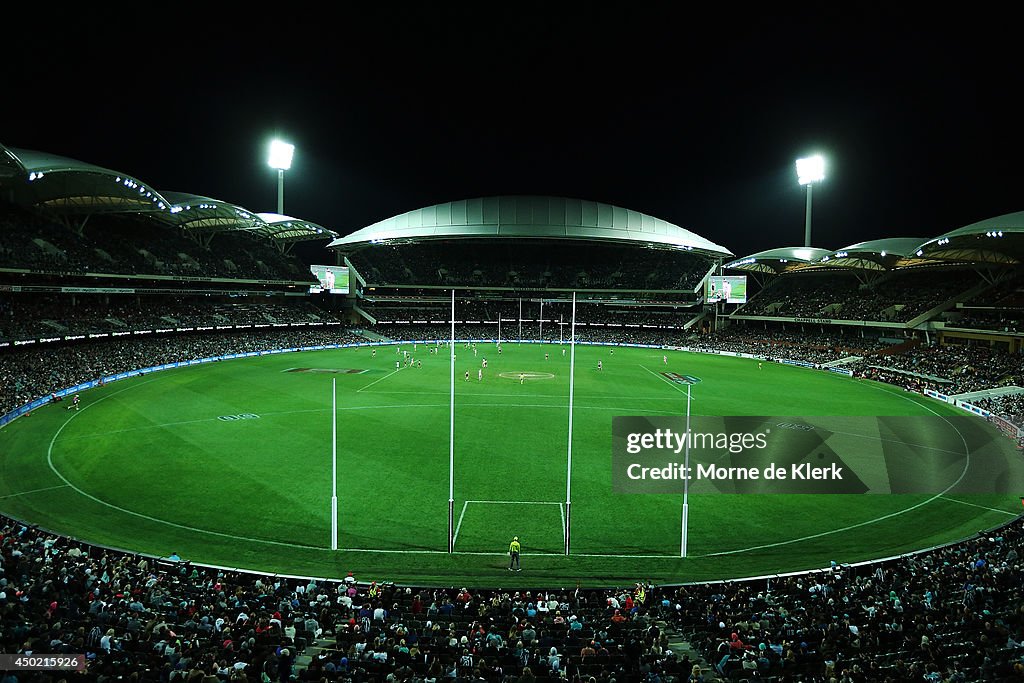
268,140,294,170
796,155,826,185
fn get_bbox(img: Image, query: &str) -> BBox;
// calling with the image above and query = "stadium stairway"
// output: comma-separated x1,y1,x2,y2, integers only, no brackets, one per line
353,328,391,342
293,635,335,670
661,617,713,674
905,281,991,328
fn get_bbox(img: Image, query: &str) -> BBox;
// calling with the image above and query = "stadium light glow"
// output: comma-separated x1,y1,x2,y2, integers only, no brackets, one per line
268,140,294,171
796,155,826,185
796,154,827,247
268,139,295,214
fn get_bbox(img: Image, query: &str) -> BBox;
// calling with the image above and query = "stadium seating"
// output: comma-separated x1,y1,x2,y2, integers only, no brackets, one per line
347,241,711,291
1,509,1021,681
0,295,342,344
0,203,307,281
739,270,981,322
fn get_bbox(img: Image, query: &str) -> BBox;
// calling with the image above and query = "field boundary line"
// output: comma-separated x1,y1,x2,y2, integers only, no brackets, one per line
938,496,1017,516
698,383,974,558
45,382,327,552
0,484,70,500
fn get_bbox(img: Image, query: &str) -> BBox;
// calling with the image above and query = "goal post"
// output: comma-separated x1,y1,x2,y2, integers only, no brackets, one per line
331,377,338,551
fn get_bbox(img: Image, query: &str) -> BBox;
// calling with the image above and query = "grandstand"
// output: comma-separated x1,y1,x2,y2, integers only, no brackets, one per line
5,148,1024,681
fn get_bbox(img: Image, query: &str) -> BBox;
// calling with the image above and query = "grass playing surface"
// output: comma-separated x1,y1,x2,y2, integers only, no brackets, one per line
0,342,1021,587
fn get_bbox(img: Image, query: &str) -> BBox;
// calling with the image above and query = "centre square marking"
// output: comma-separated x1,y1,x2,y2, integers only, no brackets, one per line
498,371,555,381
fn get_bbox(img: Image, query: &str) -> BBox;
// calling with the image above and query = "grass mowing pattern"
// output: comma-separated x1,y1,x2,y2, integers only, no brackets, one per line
0,342,1019,587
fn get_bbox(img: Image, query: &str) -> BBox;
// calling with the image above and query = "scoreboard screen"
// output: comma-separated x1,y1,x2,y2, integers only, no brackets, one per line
705,276,747,304
309,265,349,294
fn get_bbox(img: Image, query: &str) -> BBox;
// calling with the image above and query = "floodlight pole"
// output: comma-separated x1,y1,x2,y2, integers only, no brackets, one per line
565,292,577,555
681,383,691,558
277,169,285,215
803,182,813,247
331,377,338,551
448,289,456,553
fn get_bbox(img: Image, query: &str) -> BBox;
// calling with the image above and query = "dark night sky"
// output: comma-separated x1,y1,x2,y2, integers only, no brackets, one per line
4,10,1021,260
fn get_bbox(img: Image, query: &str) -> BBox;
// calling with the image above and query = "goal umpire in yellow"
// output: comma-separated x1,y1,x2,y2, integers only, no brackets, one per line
508,536,521,571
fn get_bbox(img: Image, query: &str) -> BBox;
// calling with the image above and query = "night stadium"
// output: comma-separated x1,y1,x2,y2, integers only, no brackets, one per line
4,14,1024,683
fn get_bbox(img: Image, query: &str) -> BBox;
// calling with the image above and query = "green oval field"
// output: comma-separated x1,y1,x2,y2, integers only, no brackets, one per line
0,343,1020,587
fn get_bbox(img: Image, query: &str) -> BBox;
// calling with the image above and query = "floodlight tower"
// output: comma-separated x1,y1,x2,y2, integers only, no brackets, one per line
268,140,295,214
796,154,825,247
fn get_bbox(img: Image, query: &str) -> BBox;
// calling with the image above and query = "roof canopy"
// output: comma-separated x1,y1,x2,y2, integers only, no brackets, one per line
727,210,1024,276
329,196,733,257
255,213,337,243
725,247,832,274
0,143,336,245
914,211,1024,265
4,146,172,214
814,238,936,270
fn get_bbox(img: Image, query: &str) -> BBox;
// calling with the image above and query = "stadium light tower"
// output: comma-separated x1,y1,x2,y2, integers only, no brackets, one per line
796,154,825,247
268,139,295,214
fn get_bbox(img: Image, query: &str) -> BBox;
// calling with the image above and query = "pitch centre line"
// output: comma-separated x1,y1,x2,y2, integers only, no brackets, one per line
938,495,1018,516
0,484,70,499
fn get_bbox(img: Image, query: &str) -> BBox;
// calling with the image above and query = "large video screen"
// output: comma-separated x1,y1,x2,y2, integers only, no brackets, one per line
705,275,747,304
309,265,349,294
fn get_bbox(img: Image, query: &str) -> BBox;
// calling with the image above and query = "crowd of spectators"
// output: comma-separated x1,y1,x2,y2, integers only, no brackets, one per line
0,514,692,682
4,315,1024,680
0,204,311,281
0,296,341,343
361,299,700,331
975,394,1024,426
946,311,1024,334
740,271,980,323
347,242,711,291
3,504,1023,681
684,327,891,364
666,518,1024,682
855,344,1024,394
0,328,362,417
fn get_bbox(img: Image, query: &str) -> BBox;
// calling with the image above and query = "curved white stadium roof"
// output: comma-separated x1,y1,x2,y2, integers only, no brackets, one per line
329,196,733,257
